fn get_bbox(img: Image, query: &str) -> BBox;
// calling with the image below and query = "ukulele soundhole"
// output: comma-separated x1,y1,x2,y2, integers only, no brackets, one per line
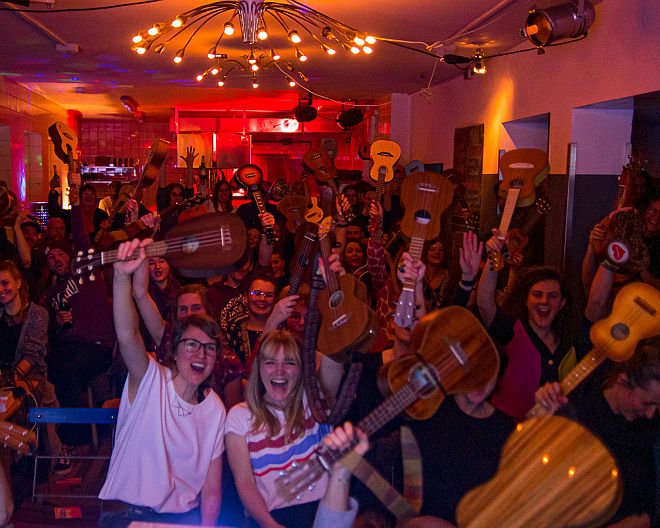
181,236,200,254
610,323,630,341
414,209,431,225
328,291,344,309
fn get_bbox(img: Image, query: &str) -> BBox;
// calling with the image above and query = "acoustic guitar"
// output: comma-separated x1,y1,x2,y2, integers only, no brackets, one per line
72,212,247,281
488,149,548,270
275,306,499,502
0,421,37,456
394,172,454,329
456,416,621,528
317,217,378,362
235,164,278,244
303,148,355,222
527,282,660,418
48,121,79,167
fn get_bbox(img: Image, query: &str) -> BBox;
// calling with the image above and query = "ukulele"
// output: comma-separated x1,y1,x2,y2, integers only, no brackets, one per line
303,148,355,222
48,121,78,168
0,421,37,456
490,197,550,271
73,212,247,282
487,149,548,270
275,180,323,233
316,217,378,362
276,306,499,501
288,224,319,295
527,282,660,418
456,415,621,528
235,164,278,244
394,172,454,329
368,139,401,228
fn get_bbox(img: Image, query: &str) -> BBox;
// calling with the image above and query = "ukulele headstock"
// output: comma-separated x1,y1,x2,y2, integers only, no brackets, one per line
72,248,102,283
535,197,551,216
317,216,333,239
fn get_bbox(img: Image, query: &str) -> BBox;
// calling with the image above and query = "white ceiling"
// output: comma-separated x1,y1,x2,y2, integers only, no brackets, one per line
0,0,598,117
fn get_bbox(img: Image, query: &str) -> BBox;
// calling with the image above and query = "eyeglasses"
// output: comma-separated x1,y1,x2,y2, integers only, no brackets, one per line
177,338,218,356
250,289,275,299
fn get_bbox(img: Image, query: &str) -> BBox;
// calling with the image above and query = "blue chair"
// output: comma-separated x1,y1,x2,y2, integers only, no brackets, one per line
28,407,118,502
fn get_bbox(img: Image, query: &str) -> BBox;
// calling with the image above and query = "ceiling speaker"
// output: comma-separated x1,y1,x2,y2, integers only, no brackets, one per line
336,107,364,130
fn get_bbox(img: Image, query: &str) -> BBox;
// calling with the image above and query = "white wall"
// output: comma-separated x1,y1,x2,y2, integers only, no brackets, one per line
402,0,660,174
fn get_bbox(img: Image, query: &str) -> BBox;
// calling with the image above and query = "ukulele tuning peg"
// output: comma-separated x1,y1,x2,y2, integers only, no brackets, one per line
78,277,84,285
77,250,83,257
89,272,96,282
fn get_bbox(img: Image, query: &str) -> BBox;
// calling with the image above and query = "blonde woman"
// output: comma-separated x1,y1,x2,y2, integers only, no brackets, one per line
225,330,332,528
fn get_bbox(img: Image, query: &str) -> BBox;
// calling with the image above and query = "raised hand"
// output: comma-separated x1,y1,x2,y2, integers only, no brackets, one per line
397,251,426,285
459,230,483,281
113,238,150,277
534,382,568,414
179,146,199,169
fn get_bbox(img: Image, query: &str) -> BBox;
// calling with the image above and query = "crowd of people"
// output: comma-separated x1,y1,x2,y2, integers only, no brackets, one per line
0,148,658,528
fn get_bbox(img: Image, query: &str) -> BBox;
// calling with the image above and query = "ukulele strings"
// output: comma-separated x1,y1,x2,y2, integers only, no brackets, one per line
320,236,342,322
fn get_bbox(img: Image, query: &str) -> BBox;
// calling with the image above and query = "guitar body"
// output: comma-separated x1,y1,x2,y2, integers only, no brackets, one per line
589,282,660,360
304,196,324,224
317,273,378,362
386,307,499,420
48,121,78,165
499,148,549,208
163,213,246,275
369,139,401,185
457,416,621,528
278,193,309,233
399,172,454,241
303,148,337,183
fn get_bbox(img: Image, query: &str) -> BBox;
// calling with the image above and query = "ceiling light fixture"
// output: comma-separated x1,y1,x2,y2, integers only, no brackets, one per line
472,49,486,74
521,0,595,47
130,0,377,88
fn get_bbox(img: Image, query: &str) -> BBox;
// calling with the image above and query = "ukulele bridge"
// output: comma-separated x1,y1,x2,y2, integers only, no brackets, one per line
220,225,232,251
443,336,468,366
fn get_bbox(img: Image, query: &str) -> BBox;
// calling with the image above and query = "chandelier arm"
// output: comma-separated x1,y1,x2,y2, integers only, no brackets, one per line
155,7,233,47
178,9,235,53
271,5,325,30
270,10,318,38
282,0,361,33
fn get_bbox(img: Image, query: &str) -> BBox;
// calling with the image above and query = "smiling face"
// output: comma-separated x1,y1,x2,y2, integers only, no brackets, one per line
174,325,218,388
344,241,365,269
644,199,660,236
0,270,21,309
176,292,206,319
526,279,565,332
259,345,301,407
216,181,232,204
247,227,262,250
271,253,285,277
149,257,170,288
247,279,276,318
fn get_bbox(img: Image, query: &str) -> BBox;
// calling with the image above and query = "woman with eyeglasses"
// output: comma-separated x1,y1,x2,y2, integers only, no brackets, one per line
99,239,225,527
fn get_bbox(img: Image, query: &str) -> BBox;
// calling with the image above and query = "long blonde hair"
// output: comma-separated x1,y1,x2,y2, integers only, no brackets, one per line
246,330,305,442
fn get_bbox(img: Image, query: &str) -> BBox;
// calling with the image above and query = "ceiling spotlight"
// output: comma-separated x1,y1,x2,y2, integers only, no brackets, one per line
472,49,486,74
336,106,363,130
522,0,596,47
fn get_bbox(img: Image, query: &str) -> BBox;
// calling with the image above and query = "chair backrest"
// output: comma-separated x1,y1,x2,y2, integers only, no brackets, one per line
28,407,118,425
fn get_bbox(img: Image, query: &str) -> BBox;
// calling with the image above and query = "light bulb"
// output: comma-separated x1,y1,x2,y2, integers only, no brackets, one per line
173,50,184,63
362,46,373,54
257,27,268,40
252,81,259,88
288,30,301,44
288,79,296,87
296,48,307,62
223,22,235,36
350,46,360,54
211,67,219,75
353,36,365,46
132,34,143,44
271,49,281,61
147,25,160,36
322,44,336,55
251,64,259,71
248,51,257,65
365,35,376,45
218,80,225,87
196,74,204,81
208,47,217,59
136,47,147,55
171,17,184,28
